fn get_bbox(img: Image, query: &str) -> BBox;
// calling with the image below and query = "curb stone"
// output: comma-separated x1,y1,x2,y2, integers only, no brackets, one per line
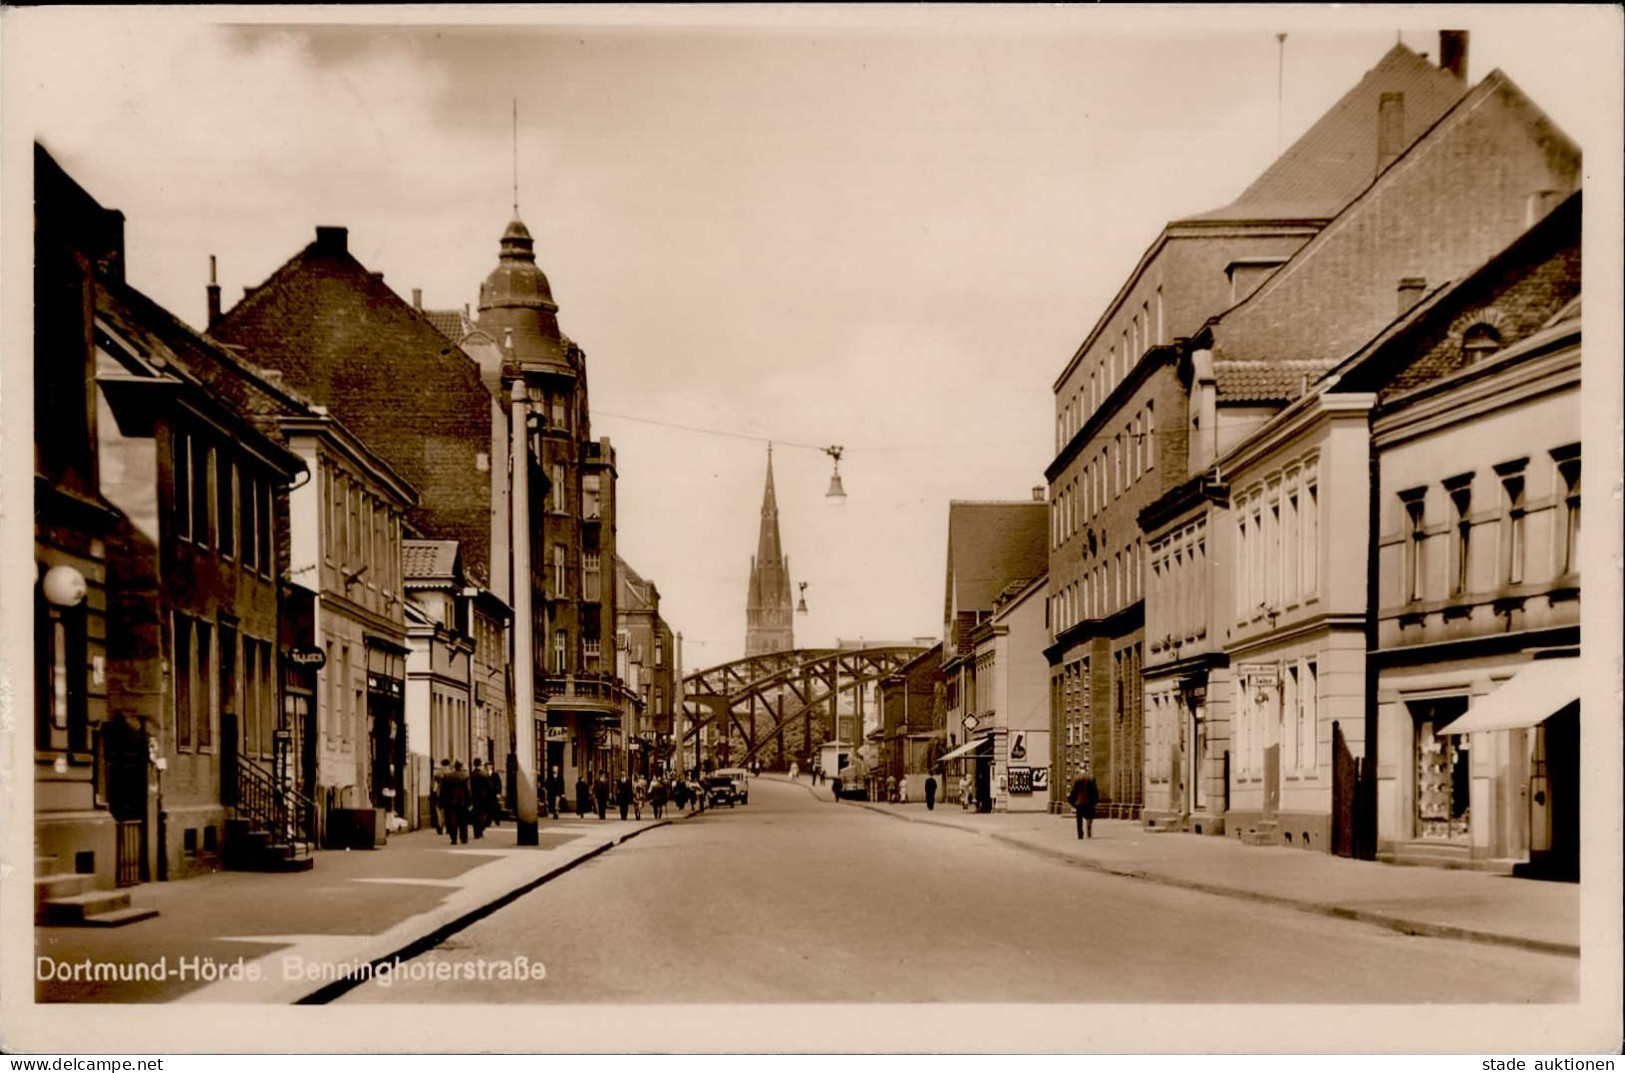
852,801,1577,959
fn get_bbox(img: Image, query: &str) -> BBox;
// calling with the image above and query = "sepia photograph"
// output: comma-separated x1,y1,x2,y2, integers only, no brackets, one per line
1,2,1620,1056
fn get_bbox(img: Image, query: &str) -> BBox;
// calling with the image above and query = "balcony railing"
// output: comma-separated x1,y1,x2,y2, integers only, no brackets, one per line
541,673,638,709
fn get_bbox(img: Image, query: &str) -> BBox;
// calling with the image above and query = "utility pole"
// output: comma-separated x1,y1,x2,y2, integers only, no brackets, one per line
675,632,686,778
509,382,539,844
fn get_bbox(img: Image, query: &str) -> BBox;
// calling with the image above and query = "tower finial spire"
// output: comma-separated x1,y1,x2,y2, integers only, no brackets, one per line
512,98,519,217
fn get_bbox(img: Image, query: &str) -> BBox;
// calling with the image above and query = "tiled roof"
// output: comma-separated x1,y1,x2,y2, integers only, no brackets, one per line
946,502,1049,614
403,539,460,583
1214,359,1340,403
423,309,469,343
1184,44,1465,223
211,230,495,578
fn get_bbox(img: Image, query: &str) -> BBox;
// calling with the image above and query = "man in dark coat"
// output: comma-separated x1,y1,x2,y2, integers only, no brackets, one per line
574,774,590,819
924,773,938,811
831,775,843,802
468,759,491,839
546,766,564,819
487,767,502,827
440,761,471,845
430,759,451,833
651,777,668,819
1070,770,1100,839
616,775,633,820
593,774,610,819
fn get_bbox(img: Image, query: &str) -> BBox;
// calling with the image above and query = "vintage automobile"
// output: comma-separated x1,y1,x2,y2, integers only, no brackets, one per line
714,767,750,805
705,774,740,807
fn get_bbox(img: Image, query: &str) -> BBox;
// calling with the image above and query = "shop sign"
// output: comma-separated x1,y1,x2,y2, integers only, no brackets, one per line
1008,766,1033,795
962,714,979,732
1238,663,1277,686
546,727,570,741
1009,730,1028,761
288,647,326,670
1031,767,1049,791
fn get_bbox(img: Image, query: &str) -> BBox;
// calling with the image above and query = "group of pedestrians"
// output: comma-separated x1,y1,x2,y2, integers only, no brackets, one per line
429,758,504,845
533,766,708,821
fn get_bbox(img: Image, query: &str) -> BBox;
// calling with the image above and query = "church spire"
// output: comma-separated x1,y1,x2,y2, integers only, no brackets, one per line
745,444,795,656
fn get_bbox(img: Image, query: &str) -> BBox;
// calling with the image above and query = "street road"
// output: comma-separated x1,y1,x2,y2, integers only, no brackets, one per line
341,778,1576,1003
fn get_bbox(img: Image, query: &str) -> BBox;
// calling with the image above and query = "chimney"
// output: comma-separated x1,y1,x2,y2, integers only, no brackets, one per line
1031,486,1046,503
314,225,347,254
1377,92,1406,175
1398,277,1427,315
1525,189,1561,227
369,271,385,284
412,287,422,310
206,254,222,327
1439,31,1468,81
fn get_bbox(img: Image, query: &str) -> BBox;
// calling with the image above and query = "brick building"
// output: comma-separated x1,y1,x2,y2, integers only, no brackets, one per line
1333,194,1581,876
1152,64,1581,856
877,644,943,799
1044,38,1471,819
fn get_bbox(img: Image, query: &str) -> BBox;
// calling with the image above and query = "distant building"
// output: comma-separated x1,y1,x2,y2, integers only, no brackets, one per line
618,557,675,774
939,499,1048,812
745,446,795,657
877,643,943,798
971,575,1052,812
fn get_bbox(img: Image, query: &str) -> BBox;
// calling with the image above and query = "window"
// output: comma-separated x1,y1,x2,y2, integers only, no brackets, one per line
322,470,335,563
1553,446,1580,576
1285,662,1300,771
1115,435,1124,494
1250,507,1264,616
1302,660,1318,772
174,428,192,541
584,550,601,601
1446,475,1472,597
218,457,235,558
1155,287,1164,345
195,621,212,749
192,437,211,548
552,544,566,596
1284,487,1300,605
219,624,237,751
1266,499,1281,610
551,463,566,513
1302,477,1318,598
1494,460,1527,586
552,397,567,430
1236,511,1250,619
1145,402,1155,471
257,475,272,576
1462,322,1502,363
554,630,568,675
1402,489,1426,602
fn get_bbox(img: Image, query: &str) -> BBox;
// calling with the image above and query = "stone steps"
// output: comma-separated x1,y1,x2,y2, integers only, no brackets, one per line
35,853,159,928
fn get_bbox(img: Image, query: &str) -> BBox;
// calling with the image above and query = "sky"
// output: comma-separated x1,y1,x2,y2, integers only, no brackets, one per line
3,5,1614,670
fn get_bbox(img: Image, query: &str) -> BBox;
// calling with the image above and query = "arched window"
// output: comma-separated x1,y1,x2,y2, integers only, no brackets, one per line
1462,322,1502,362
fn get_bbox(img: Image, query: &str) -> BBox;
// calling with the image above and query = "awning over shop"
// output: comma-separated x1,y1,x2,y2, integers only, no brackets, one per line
1444,657,1581,736
937,734,993,765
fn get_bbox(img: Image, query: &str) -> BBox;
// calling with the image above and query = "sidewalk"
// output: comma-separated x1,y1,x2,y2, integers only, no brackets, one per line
35,814,669,1004
846,797,1578,956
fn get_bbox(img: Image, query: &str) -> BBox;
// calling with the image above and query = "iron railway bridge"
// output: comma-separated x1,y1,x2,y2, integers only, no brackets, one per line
680,645,927,769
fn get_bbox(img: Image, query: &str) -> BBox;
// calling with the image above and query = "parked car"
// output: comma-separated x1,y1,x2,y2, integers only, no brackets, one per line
714,767,750,805
705,774,739,807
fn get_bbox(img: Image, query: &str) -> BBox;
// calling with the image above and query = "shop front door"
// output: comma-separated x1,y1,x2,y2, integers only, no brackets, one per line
1410,697,1471,842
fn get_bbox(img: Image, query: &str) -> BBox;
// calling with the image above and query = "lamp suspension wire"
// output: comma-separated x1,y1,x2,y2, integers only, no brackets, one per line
590,408,844,456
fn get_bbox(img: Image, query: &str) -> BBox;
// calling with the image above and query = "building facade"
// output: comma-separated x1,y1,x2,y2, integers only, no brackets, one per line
1334,195,1582,876
970,576,1052,812
618,557,675,775
1044,38,1471,819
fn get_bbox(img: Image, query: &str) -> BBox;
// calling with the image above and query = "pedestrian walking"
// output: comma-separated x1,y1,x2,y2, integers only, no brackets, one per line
574,775,590,819
430,759,450,833
672,779,689,812
651,778,668,819
886,774,897,803
488,767,502,827
468,759,490,839
1070,770,1100,839
958,773,970,810
633,775,648,820
547,766,564,819
593,774,610,820
617,775,633,820
831,774,843,801
898,777,909,805
441,761,471,845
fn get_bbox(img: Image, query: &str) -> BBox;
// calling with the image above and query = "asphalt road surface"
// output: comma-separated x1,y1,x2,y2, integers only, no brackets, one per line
341,777,1576,1004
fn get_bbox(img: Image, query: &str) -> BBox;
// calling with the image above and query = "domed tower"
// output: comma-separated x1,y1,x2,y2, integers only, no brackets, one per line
477,218,572,371
479,213,621,800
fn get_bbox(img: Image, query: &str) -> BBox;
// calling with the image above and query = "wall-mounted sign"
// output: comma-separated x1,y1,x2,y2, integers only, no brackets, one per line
1031,767,1049,791
1008,766,1033,794
288,648,327,670
1010,730,1027,761
962,714,979,732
